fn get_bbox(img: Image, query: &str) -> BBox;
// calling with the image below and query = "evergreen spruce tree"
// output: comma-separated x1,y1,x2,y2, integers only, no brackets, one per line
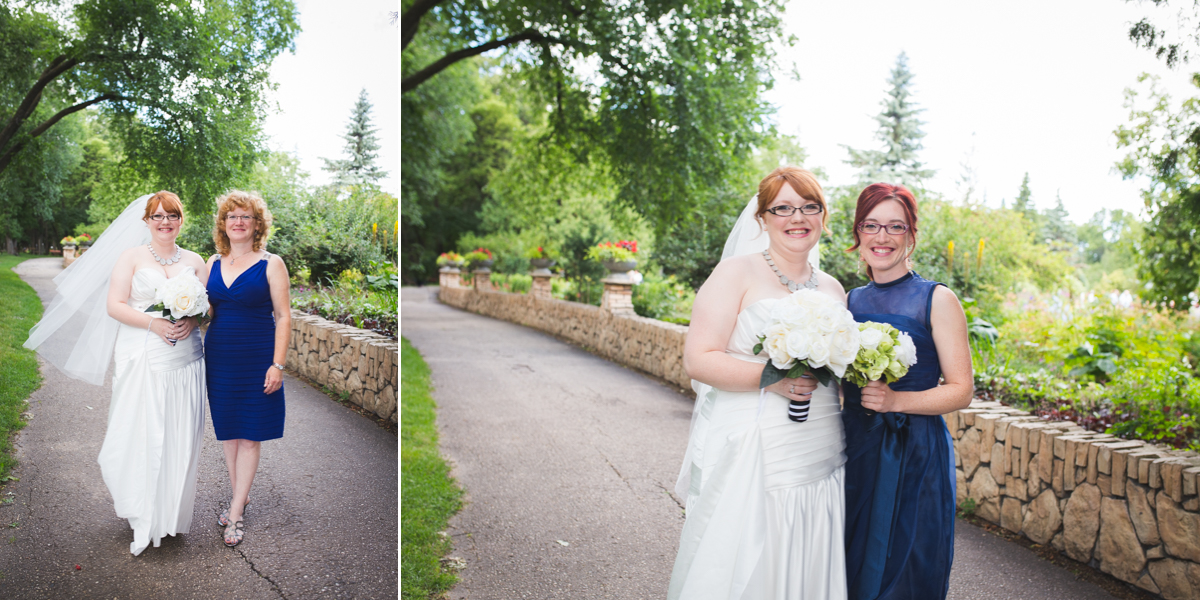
843,52,935,188
1040,191,1076,247
1012,173,1034,215
1010,172,1046,241
323,89,386,186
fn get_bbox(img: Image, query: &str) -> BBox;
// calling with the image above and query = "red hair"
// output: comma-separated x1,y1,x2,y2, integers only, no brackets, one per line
755,166,831,234
848,183,920,280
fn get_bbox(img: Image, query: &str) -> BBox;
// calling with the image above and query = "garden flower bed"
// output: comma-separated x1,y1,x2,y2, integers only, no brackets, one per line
291,264,398,339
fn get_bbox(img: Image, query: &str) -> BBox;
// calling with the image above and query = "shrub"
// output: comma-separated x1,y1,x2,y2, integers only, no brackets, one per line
632,272,695,324
490,273,531,294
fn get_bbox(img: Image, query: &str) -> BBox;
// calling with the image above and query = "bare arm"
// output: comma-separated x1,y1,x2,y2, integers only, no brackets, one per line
105,249,177,345
263,254,292,394
683,257,820,400
860,286,975,415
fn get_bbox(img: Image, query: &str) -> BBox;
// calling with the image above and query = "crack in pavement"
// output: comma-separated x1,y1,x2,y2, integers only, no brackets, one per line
599,451,637,494
233,545,286,599
654,481,685,514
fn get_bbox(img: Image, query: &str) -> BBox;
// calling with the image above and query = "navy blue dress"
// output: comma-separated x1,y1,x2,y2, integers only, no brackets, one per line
205,256,285,441
842,272,956,600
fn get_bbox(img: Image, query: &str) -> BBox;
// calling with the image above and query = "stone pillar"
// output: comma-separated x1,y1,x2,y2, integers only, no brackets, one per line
62,246,76,268
531,274,553,300
439,267,461,288
473,270,492,291
601,279,635,314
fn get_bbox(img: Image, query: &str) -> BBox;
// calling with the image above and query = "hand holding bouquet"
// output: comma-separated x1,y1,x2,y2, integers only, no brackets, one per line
753,290,861,422
145,276,210,343
844,322,918,415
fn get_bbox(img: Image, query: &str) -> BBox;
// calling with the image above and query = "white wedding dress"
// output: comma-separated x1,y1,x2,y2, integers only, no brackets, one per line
670,298,848,599
97,267,207,555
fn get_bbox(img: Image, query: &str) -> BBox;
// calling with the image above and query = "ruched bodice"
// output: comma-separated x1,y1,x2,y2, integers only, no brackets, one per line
841,272,956,600
205,257,285,441
670,297,848,600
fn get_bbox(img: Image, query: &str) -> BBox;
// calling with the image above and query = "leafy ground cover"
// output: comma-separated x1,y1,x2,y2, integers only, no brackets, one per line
291,262,398,338
400,338,464,599
972,290,1200,451
0,255,45,480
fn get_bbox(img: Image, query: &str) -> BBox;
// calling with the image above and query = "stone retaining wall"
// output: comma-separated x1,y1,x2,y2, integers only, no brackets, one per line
286,309,399,423
437,286,690,390
948,401,1200,599
441,281,1200,598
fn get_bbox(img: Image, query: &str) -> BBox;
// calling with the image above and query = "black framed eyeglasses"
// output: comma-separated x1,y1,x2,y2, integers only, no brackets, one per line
856,222,910,235
148,214,181,222
766,203,823,217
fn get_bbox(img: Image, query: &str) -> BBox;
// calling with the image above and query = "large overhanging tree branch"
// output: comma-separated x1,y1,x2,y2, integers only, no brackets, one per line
402,29,574,93
0,0,299,207
0,93,118,173
401,0,446,51
403,0,789,227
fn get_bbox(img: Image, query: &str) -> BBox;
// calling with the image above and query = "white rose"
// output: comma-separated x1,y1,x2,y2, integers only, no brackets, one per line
762,327,794,369
784,329,813,361
896,332,919,367
827,325,861,375
859,327,884,351
156,276,209,320
806,334,832,369
772,303,806,327
812,303,845,334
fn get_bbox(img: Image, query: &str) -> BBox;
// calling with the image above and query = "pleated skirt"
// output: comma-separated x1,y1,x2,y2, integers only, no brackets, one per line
204,310,284,441
99,325,206,555
670,384,848,599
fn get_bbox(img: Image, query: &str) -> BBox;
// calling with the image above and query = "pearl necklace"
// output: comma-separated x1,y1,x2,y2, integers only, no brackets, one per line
148,244,182,266
762,250,817,292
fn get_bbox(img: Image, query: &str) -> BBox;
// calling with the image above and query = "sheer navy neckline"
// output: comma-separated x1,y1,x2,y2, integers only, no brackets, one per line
868,270,914,289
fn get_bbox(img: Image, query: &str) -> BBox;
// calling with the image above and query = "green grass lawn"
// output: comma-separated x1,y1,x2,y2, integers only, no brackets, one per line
0,255,45,480
401,337,464,599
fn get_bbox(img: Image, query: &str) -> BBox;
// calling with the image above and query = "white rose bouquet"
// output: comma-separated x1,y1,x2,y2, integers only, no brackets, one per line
843,322,918,388
145,276,210,323
752,290,861,422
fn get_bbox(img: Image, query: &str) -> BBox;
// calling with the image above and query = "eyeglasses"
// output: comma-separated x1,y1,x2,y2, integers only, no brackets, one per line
765,203,823,217
857,222,910,235
148,214,181,222
225,215,256,223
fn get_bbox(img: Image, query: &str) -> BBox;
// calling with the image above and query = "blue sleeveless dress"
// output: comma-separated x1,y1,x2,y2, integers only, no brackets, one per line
205,256,285,441
842,272,956,600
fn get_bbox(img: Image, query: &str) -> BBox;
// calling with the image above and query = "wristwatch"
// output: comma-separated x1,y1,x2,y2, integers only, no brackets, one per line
272,363,285,371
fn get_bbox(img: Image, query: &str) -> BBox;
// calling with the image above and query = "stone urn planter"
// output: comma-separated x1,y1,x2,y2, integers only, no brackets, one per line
602,260,637,284
529,258,556,276
439,260,463,273
471,259,494,273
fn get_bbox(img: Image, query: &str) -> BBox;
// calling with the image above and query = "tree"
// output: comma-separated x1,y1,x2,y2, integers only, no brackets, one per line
401,0,788,229
323,89,386,187
0,0,299,216
1040,192,1076,248
843,52,935,188
1115,74,1200,305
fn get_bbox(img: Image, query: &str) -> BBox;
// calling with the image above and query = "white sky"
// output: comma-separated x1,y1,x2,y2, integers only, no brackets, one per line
261,0,399,196
769,0,1199,223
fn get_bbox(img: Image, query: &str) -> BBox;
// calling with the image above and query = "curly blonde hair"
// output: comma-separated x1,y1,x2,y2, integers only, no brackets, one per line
212,190,273,255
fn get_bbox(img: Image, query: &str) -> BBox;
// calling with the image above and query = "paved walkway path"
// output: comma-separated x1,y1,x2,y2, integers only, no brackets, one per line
402,286,1123,600
0,258,397,599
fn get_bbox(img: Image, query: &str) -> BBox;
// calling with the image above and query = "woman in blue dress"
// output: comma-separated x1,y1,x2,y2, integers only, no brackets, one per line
205,190,292,547
841,183,973,600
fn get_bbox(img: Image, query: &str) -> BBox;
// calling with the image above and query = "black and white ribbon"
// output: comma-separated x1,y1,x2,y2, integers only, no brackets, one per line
788,399,811,423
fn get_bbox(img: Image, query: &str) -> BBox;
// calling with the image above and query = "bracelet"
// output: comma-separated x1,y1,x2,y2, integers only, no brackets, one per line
272,363,285,371
147,316,158,331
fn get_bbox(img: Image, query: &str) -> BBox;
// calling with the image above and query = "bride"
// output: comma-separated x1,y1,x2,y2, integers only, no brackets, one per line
669,167,848,599
24,191,209,555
